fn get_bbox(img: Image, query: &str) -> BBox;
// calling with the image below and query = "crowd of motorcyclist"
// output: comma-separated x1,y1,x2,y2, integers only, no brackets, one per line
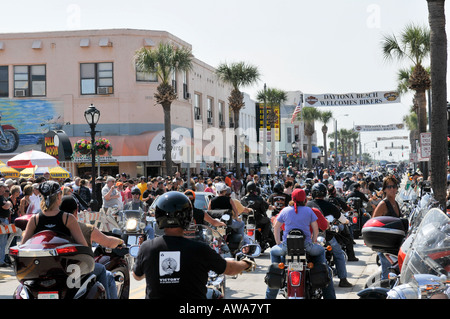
1,159,429,299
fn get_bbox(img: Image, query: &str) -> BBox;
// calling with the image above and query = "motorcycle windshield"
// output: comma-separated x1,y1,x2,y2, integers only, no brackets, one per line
123,210,141,220
184,225,232,258
400,208,450,285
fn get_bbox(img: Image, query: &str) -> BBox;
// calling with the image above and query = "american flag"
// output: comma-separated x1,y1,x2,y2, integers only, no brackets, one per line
291,98,303,123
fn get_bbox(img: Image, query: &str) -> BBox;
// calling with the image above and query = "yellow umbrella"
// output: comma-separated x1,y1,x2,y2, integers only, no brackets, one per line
19,167,36,178
0,165,19,178
49,166,71,179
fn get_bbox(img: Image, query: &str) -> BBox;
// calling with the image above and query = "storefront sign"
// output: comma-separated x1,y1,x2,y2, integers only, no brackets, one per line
42,130,73,161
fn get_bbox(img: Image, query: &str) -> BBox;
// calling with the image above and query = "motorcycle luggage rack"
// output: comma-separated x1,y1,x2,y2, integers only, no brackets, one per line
286,229,306,256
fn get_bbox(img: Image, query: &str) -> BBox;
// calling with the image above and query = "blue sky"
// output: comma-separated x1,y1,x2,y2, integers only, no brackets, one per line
0,0,446,161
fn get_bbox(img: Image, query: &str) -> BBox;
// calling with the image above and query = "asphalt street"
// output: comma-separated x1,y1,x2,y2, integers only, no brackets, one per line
0,238,378,300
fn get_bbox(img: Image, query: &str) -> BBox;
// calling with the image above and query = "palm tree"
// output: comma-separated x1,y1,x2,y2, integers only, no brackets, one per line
382,23,430,177
339,128,353,165
427,0,448,208
135,42,193,177
298,107,321,168
319,111,333,168
403,107,419,153
256,87,287,173
216,62,260,178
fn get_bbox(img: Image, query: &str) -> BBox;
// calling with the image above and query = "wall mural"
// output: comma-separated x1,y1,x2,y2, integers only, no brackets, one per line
0,99,64,153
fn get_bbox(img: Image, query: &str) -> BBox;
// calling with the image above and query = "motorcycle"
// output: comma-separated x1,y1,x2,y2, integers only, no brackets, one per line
346,197,371,239
264,229,330,299
93,231,133,299
319,215,350,276
128,223,261,299
9,230,105,299
359,208,450,299
0,112,19,153
207,209,244,257
117,208,148,246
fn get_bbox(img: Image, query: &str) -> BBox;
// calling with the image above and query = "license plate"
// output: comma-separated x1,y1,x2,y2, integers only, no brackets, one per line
289,262,303,271
38,291,59,299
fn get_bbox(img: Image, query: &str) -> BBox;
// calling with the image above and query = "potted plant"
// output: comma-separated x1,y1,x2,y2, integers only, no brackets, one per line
73,139,92,155
95,138,112,155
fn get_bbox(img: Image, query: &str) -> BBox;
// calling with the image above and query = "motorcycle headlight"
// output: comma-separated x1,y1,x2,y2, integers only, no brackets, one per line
126,219,138,231
387,284,419,299
139,222,146,230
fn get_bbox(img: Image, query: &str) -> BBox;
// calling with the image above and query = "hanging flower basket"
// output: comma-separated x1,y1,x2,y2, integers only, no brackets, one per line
95,138,113,156
74,139,92,155
287,152,302,162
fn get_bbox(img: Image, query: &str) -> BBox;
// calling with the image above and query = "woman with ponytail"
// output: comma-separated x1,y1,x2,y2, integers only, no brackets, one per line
20,181,88,246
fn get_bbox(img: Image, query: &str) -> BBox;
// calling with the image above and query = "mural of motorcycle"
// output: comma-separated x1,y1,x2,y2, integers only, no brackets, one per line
0,113,19,153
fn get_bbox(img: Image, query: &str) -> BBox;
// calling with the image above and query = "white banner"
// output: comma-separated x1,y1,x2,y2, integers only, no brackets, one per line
377,136,408,141
354,123,405,132
304,91,400,107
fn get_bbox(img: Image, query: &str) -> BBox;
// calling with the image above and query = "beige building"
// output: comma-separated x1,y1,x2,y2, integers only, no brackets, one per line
0,29,234,178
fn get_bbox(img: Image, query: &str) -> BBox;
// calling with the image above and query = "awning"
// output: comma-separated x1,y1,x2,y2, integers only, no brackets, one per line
70,130,193,163
311,146,321,159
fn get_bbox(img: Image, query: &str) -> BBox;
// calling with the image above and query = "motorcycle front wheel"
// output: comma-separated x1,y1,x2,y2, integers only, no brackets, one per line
0,130,19,153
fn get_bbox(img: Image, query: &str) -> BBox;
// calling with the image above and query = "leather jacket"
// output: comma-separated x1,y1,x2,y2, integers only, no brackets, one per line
241,193,269,222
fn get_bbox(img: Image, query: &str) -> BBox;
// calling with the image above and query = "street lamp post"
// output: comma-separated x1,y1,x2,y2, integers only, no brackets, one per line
334,114,349,163
291,141,298,169
84,104,100,211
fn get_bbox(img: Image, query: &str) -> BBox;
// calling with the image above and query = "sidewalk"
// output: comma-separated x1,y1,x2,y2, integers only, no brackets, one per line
334,238,378,299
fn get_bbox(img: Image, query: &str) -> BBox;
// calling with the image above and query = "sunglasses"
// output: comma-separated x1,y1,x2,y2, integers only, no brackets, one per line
385,185,398,189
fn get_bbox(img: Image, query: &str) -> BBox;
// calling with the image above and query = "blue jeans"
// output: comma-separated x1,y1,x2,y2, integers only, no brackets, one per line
0,218,9,264
377,252,391,280
328,237,347,279
93,263,118,299
265,241,336,299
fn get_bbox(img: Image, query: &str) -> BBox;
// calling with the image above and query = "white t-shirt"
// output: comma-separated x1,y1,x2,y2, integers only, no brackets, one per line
334,180,344,192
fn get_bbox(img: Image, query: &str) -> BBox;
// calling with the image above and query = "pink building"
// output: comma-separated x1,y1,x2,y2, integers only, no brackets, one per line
0,29,234,178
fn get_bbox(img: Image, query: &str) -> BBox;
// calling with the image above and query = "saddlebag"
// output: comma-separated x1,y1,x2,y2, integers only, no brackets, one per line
309,263,330,289
264,263,286,289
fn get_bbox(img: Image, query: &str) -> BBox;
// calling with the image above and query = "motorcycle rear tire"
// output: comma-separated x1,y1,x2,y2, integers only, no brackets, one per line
0,130,19,153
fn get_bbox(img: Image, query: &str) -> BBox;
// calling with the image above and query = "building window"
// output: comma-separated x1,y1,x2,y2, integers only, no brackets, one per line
207,97,213,124
0,66,8,97
194,93,201,120
182,70,189,99
171,69,177,93
81,62,113,95
136,63,158,82
218,100,225,127
287,127,292,144
14,65,46,97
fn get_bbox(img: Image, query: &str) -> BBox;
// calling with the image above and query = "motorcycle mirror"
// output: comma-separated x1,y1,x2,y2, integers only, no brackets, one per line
325,215,334,223
129,245,140,258
240,244,261,258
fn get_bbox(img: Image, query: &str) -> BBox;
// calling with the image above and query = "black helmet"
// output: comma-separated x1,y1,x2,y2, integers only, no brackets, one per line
131,187,141,195
246,181,257,194
60,195,78,214
154,191,193,229
273,183,283,193
311,183,327,199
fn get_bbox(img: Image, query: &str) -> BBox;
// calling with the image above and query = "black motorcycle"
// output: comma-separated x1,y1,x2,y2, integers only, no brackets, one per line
93,231,132,299
207,209,244,257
